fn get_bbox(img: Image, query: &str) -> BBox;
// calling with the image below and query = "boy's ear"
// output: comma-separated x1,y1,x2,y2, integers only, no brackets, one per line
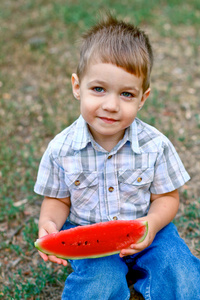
71,73,80,100
138,88,151,111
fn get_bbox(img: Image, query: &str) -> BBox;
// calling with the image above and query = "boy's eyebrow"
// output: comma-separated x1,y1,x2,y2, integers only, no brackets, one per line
122,86,140,93
87,80,108,86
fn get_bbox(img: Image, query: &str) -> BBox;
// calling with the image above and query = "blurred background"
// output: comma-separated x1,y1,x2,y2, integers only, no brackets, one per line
0,0,199,299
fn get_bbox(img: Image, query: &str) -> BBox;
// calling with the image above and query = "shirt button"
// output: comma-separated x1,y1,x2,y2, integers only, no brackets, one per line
113,216,118,220
108,186,114,192
137,177,142,183
74,180,80,186
108,155,112,159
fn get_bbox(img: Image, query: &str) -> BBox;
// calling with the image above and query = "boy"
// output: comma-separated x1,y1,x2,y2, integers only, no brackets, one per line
34,15,200,299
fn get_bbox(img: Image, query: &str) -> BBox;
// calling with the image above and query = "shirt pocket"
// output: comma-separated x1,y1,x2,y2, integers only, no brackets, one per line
64,171,99,210
118,168,154,203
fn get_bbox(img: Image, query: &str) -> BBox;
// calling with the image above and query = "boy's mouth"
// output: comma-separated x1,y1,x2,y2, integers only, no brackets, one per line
99,117,118,124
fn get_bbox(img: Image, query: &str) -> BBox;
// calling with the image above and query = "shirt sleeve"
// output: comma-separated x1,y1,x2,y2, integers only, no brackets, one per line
34,143,70,198
150,138,190,194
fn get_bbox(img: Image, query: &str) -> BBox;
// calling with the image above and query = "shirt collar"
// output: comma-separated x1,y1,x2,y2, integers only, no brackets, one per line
127,119,141,154
71,115,92,150
71,115,141,154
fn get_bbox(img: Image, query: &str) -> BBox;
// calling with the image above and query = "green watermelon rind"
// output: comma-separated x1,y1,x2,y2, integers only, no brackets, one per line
35,220,148,260
137,220,148,243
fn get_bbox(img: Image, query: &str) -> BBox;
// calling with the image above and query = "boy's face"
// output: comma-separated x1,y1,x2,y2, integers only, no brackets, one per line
72,63,150,149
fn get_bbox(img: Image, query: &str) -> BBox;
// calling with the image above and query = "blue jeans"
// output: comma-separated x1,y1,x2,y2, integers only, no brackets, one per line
61,221,200,300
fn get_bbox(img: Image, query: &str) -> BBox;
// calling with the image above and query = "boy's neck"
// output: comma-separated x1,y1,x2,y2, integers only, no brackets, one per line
89,129,126,152
96,140,118,152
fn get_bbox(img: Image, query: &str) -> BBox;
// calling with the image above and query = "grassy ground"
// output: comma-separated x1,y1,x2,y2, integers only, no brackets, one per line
0,0,200,299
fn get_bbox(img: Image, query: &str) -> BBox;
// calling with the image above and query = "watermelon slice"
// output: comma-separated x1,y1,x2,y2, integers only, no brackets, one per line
35,220,148,260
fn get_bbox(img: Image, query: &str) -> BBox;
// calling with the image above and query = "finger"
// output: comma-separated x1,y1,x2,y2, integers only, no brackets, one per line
119,240,149,257
130,242,147,251
48,255,68,266
119,248,140,257
61,260,68,266
48,255,61,264
38,250,49,262
38,251,67,266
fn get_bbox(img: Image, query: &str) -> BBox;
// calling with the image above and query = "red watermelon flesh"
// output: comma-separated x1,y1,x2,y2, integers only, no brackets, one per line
35,220,148,260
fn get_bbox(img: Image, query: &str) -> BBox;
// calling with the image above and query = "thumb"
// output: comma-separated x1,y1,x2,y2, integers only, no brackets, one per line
46,221,59,234
39,221,58,238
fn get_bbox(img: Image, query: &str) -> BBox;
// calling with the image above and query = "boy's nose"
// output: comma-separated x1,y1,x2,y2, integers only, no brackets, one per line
102,94,120,112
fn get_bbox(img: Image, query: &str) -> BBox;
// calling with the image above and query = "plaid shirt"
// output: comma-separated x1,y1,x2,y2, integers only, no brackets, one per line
34,115,190,225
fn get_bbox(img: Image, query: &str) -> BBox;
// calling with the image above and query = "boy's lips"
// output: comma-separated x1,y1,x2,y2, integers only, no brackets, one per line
99,117,118,124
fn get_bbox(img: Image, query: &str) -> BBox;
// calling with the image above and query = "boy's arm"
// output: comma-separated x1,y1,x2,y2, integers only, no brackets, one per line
120,189,179,257
38,196,71,265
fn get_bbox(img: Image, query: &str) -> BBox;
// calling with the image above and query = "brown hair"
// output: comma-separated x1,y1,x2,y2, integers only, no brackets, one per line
76,14,153,91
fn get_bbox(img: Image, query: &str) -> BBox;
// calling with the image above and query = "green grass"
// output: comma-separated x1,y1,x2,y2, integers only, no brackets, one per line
2,261,68,300
174,198,200,251
54,0,200,27
0,0,200,298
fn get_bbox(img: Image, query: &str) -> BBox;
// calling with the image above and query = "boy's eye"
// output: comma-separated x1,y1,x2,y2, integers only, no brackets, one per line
93,87,104,93
121,92,134,98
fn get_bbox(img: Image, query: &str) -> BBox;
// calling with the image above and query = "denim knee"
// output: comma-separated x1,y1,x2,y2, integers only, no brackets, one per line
62,255,130,300
126,223,200,300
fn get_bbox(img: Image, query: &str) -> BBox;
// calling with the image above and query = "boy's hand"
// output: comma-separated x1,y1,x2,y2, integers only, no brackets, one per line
119,216,157,258
119,190,179,257
38,220,68,266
